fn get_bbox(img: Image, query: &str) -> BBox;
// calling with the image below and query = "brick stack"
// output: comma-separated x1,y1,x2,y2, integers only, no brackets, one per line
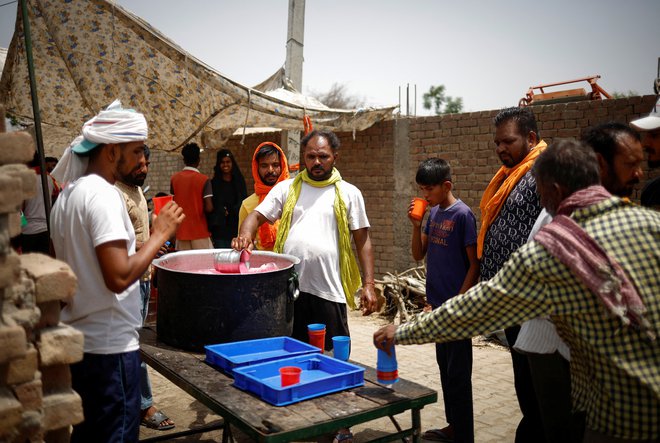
0,106,84,442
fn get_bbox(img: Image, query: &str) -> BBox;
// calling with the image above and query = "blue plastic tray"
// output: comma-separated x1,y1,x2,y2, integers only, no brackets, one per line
232,353,365,406
204,337,320,376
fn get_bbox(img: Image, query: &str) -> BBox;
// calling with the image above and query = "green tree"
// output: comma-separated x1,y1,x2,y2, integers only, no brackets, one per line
611,90,639,99
423,84,463,115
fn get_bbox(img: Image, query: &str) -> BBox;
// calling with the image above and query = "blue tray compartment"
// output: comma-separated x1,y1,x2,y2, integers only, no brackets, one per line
205,337,320,376
232,354,365,406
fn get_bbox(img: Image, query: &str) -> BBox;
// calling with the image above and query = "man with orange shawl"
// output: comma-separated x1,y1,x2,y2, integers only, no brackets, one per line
238,142,289,250
478,107,547,443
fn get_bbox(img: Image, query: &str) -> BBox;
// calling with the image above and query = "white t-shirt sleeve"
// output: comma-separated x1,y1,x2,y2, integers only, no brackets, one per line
343,183,370,231
87,185,130,248
255,180,290,223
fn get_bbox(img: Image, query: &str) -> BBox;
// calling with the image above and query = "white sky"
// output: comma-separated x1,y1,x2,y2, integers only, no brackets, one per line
1,0,659,115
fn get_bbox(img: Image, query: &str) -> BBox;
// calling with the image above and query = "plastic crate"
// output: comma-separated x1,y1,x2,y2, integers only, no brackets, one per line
205,337,320,376
232,353,365,406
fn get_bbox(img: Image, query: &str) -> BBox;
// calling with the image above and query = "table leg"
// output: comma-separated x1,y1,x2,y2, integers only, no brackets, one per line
411,408,421,443
222,422,233,443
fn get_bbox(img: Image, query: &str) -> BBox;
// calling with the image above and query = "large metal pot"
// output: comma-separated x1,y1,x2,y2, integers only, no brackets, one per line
152,249,300,351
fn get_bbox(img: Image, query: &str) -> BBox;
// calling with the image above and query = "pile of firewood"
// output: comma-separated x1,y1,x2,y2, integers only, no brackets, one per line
373,265,427,323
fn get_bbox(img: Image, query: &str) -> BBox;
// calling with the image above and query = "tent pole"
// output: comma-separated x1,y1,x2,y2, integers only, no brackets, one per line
20,0,51,233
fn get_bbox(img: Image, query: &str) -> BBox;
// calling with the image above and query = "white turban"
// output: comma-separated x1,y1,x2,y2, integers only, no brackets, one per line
52,100,148,185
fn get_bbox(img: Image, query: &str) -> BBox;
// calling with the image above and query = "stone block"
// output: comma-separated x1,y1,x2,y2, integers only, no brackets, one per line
4,345,38,385
37,325,84,366
0,323,27,365
35,300,61,329
0,387,22,438
0,164,37,212
0,250,20,289
12,378,43,411
0,131,34,166
43,426,72,443
10,164,37,197
41,391,83,431
20,254,77,303
7,212,21,239
40,365,71,395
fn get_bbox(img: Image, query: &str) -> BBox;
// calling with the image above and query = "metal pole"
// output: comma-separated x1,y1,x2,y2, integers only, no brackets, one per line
20,0,51,232
282,0,305,172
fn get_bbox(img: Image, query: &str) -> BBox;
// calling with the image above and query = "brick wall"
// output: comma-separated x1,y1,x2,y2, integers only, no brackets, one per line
143,95,658,280
0,106,83,442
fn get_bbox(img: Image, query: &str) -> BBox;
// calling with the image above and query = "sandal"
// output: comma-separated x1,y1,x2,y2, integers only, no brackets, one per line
333,429,354,443
141,410,175,431
422,427,453,442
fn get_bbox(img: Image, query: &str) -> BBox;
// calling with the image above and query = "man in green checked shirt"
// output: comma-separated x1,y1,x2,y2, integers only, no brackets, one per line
375,139,659,443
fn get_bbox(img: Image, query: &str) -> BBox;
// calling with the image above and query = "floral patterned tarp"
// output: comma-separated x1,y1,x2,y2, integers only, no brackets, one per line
0,0,395,155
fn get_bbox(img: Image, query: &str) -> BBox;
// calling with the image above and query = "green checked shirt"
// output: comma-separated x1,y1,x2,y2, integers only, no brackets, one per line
396,197,660,440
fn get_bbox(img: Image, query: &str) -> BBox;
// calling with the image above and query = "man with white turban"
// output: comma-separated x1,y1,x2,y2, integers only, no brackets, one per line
50,100,184,443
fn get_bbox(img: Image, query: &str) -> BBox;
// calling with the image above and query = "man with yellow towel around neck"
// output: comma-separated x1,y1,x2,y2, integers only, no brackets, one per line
233,130,378,349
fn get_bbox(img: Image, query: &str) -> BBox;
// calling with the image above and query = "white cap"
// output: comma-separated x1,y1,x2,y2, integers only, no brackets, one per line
630,97,660,131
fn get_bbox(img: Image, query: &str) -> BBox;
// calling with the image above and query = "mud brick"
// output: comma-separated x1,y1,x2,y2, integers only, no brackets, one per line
5,164,36,197
12,378,42,411
0,132,34,166
0,252,20,289
5,345,38,385
35,300,61,329
41,391,83,431
37,325,83,366
43,426,72,443
0,323,27,365
20,254,77,304
40,365,72,395
0,387,22,438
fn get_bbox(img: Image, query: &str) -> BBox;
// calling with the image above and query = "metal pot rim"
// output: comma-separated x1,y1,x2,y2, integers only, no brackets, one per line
152,248,300,274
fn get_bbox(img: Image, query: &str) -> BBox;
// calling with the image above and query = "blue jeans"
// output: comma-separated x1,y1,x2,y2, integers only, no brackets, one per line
70,351,141,443
139,280,153,411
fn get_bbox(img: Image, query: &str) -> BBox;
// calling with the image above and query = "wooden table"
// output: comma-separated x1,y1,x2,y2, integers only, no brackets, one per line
139,328,437,443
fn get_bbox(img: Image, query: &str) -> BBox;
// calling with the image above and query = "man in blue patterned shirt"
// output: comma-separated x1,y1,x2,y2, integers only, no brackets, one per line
375,139,659,442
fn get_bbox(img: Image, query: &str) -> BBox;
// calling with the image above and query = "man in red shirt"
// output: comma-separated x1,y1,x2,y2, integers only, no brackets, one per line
170,143,214,249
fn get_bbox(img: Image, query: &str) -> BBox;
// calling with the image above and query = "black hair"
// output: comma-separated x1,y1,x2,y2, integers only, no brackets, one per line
533,139,600,194
494,107,540,140
143,145,150,160
415,158,452,186
301,130,341,151
45,156,58,163
182,142,200,165
213,149,245,184
580,122,640,167
255,144,281,162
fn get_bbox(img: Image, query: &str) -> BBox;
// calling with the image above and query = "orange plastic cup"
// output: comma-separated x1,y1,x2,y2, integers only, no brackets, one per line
410,198,429,221
279,366,302,387
152,195,173,215
307,323,326,350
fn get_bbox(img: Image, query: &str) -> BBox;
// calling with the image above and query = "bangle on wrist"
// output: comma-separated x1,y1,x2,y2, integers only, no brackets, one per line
364,281,375,286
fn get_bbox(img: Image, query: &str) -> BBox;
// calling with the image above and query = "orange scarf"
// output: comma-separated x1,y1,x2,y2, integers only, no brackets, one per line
477,140,547,258
252,142,290,249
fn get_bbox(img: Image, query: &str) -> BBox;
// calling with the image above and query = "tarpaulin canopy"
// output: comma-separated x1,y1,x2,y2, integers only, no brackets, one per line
0,0,395,155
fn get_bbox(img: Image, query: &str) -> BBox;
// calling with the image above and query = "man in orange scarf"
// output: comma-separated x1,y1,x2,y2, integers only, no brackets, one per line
479,107,547,443
238,142,289,250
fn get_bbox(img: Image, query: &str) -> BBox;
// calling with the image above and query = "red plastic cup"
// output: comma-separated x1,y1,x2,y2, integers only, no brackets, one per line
152,195,173,216
279,366,301,387
307,323,326,350
410,198,429,221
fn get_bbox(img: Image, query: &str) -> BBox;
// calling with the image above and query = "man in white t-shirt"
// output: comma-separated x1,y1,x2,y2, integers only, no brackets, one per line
50,101,183,443
233,130,378,350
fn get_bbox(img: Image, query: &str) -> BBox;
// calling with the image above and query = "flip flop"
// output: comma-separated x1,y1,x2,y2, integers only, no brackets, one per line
141,410,175,431
422,428,453,442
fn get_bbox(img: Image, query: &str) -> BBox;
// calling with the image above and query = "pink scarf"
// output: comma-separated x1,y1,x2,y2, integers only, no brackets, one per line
535,185,654,341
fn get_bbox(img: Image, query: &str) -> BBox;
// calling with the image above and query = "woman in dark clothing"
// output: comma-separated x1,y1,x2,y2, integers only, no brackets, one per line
208,149,247,248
